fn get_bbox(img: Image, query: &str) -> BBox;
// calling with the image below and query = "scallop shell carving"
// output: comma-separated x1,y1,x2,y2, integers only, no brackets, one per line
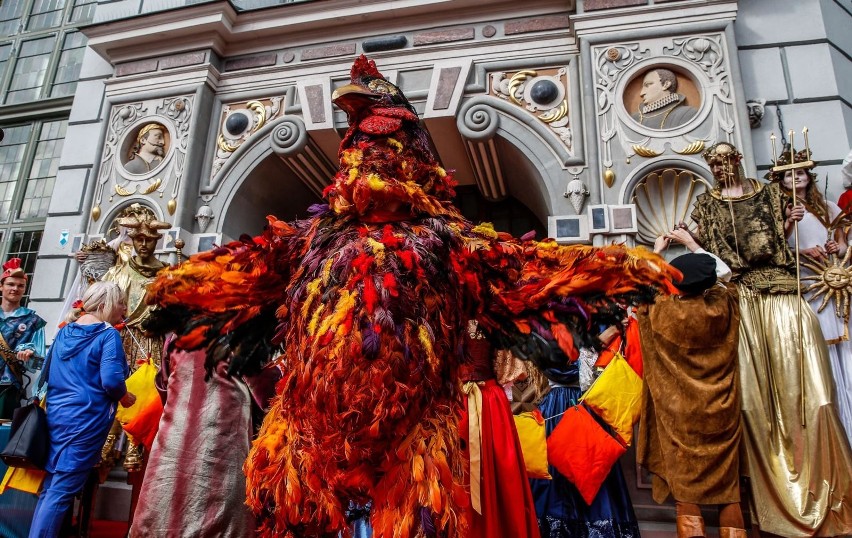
631,168,710,245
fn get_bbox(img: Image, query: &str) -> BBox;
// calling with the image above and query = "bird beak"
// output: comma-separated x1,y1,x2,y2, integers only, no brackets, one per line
332,83,378,116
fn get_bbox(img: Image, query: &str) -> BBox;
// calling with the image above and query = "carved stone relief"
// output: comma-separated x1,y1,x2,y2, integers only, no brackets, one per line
594,33,740,187
211,97,285,179
490,67,573,153
94,95,193,223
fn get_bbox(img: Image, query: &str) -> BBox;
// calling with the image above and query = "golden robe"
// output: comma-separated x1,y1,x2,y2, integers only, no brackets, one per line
692,182,852,536
102,256,166,368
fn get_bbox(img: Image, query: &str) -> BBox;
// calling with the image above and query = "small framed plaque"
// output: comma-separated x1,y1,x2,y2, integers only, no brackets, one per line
608,205,638,234
548,215,590,244
587,205,610,234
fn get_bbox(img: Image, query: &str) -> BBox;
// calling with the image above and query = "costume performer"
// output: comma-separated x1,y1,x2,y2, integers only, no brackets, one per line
690,142,852,537
530,350,641,538
0,258,46,420
767,151,852,443
100,205,169,471
637,233,745,538
144,55,678,538
129,337,279,537
461,320,539,538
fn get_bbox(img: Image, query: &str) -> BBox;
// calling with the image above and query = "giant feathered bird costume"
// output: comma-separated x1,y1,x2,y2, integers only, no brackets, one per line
144,56,678,537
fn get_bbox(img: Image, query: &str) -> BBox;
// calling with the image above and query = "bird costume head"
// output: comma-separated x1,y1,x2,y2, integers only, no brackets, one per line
324,55,457,220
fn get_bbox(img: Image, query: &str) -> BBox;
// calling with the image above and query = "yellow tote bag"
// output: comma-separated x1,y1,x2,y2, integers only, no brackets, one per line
512,409,552,480
114,360,163,450
579,352,642,445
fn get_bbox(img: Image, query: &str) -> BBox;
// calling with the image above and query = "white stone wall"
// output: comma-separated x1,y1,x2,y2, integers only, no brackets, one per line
736,0,852,201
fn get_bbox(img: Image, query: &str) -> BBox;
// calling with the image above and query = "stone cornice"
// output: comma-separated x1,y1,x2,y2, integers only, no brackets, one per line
572,0,738,40
82,0,574,64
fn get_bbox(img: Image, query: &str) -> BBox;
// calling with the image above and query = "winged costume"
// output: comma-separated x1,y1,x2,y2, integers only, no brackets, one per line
144,56,677,538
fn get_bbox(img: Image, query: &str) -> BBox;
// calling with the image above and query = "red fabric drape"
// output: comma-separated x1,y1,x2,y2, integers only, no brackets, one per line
460,380,540,538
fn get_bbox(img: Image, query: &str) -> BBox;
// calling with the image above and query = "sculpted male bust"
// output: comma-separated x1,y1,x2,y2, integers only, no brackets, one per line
125,123,166,174
631,68,697,130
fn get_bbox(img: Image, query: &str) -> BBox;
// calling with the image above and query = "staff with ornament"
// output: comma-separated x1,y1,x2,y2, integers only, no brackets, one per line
689,140,852,537
767,139,852,445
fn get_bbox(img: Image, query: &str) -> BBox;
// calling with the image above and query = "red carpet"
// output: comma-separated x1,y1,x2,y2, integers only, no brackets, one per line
87,520,128,538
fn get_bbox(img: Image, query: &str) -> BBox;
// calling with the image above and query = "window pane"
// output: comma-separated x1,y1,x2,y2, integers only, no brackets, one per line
51,32,86,97
0,1,25,38
70,0,96,24
28,0,68,31
0,124,35,224
0,43,11,89
21,120,66,220
7,230,43,304
7,36,57,105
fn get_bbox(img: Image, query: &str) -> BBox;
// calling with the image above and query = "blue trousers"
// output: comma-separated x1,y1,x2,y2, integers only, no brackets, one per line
28,469,88,538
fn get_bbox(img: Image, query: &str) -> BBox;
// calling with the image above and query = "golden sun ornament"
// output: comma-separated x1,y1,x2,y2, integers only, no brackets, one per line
801,244,852,339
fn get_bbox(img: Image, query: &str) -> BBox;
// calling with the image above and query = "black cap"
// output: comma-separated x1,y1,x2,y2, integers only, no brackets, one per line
669,253,717,295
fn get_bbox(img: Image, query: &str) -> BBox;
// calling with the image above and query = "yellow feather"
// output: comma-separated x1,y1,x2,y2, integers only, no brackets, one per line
321,257,334,286
366,173,386,191
387,137,403,152
307,303,325,336
300,277,322,318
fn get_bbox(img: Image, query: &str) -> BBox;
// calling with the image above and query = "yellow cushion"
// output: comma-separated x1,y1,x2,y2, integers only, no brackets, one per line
580,352,642,445
513,410,552,480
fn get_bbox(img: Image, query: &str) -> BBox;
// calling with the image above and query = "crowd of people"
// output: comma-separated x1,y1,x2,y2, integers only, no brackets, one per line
2,90,852,537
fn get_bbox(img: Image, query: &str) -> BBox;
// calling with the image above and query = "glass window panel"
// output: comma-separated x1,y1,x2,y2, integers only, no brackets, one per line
7,36,57,105
21,120,66,220
0,43,11,89
0,1,25,37
70,0,96,24
8,229,43,302
50,32,86,97
28,0,68,31
0,125,35,224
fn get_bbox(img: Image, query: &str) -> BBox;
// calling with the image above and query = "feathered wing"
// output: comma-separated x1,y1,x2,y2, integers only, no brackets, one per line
456,223,680,368
143,215,301,376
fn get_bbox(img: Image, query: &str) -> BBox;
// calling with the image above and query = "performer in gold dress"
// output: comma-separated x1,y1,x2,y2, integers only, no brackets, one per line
690,142,852,537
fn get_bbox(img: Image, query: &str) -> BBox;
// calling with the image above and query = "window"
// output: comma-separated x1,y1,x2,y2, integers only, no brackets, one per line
0,0,94,104
69,0,96,24
0,125,35,223
51,31,85,97
20,120,66,220
7,36,56,105
0,2,25,38
8,230,43,304
27,0,68,32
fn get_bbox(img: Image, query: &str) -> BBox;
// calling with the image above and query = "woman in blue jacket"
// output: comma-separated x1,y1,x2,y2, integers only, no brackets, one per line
29,281,135,538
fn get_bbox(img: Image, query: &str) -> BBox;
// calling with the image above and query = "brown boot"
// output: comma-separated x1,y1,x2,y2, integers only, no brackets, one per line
676,515,705,538
718,528,747,538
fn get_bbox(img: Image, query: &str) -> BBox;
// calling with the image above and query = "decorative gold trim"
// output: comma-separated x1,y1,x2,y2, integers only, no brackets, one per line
604,168,616,188
91,205,101,221
114,183,135,196
508,70,537,106
142,178,161,194
674,140,706,155
247,101,266,130
217,133,239,153
632,145,662,158
539,99,568,123
167,198,177,215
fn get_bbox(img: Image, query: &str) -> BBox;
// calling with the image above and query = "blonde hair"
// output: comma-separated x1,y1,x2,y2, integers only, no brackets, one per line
65,281,126,324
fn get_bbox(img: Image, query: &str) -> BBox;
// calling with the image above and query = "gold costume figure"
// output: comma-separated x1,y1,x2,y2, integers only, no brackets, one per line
101,205,169,475
691,143,852,537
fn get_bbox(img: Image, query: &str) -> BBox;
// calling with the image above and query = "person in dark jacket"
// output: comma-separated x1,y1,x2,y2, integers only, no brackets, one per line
28,281,135,538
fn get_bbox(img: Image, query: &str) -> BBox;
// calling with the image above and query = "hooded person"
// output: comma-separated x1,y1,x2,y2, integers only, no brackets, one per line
28,281,134,538
636,239,745,538
0,258,46,420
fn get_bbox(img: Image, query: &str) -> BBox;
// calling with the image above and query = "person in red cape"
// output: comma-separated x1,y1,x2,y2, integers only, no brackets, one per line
460,320,539,538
